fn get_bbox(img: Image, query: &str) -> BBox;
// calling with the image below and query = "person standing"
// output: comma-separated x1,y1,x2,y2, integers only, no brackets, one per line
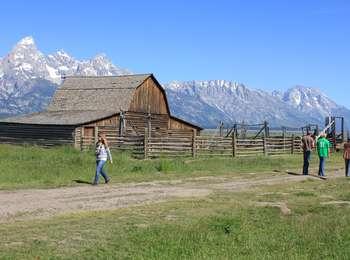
344,140,350,177
316,132,331,177
301,131,314,175
93,133,113,185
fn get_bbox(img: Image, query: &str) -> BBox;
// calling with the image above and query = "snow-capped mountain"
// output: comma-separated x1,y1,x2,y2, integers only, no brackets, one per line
1,36,349,129
165,81,350,128
0,36,129,116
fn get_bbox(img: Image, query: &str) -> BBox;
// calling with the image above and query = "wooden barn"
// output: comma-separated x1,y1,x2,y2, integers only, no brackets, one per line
0,74,202,149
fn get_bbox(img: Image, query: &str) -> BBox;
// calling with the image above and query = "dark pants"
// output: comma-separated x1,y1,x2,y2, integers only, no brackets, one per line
318,157,326,177
303,151,311,175
93,160,109,184
346,159,350,177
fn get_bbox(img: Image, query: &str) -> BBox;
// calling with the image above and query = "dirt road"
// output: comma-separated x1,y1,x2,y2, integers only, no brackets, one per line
0,171,343,223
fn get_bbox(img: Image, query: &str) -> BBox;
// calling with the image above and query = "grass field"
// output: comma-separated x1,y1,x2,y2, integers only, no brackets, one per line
0,144,345,190
1,144,349,259
1,175,350,259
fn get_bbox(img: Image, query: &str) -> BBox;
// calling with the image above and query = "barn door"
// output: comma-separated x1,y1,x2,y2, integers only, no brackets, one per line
84,127,95,146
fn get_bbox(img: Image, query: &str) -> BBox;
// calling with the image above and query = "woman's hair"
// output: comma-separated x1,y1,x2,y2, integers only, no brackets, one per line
98,132,108,147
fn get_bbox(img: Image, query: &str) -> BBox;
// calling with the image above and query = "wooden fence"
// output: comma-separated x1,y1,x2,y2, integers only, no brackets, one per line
81,135,144,156
144,132,302,158
75,127,304,158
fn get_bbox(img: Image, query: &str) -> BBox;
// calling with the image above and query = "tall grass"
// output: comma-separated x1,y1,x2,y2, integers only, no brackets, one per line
0,144,344,189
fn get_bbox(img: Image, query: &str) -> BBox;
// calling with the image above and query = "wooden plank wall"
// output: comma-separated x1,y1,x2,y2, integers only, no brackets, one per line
79,112,195,138
79,125,144,156
128,77,168,114
0,123,75,147
123,112,168,137
168,117,199,131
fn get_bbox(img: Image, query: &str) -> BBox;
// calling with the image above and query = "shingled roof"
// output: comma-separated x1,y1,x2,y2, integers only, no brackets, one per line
0,74,152,125
48,74,151,112
0,74,202,129
1,110,118,125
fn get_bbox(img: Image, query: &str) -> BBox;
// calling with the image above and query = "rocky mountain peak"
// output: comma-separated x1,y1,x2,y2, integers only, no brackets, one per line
0,36,130,116
15,36,36,47
0,37,349,129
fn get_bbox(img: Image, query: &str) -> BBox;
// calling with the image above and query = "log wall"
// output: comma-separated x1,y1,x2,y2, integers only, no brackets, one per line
0,123,75,147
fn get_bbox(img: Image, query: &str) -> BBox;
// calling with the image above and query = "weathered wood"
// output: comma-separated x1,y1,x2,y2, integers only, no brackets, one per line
144,128,148,159
263,136,267,155
94,126,98,144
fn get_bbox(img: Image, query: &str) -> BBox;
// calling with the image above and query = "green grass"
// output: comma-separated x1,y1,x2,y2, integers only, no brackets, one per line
0,144,345,189
1,178,350,259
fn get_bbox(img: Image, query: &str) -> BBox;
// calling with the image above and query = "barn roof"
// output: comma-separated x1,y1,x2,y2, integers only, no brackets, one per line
0,110,118,125
0,74,202,129
47,74,151,112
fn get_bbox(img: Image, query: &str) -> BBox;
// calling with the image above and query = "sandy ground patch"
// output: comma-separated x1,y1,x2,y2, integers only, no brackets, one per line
0,170,344,223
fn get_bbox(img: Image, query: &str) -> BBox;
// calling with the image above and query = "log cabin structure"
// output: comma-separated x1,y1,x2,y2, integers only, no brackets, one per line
0,74,202,149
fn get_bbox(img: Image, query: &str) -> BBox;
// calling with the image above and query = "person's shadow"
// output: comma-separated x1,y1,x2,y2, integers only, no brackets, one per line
286,171,302,176
286,171,327,180
73,179,92,185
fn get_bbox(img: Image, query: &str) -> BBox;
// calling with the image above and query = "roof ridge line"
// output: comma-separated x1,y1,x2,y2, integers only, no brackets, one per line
63,73,152,79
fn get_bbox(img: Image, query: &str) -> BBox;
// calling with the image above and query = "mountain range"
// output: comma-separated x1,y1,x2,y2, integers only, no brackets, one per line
1,36,349,129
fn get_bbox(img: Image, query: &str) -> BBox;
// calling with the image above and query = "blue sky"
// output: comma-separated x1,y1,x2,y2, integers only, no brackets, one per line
1,0,349,107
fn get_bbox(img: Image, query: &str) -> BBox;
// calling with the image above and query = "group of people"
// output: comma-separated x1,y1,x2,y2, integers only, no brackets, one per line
301,131,350,177
92,131,350,185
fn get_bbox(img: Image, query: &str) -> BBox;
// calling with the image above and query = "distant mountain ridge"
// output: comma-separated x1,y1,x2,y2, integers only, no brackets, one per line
0,36,129,116
165,80,350,128
1,36,349,129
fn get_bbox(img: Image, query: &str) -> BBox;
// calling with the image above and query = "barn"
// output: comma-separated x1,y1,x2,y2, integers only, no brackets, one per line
0,74,202,149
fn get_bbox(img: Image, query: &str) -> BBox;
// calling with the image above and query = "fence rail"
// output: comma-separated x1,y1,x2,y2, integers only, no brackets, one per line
144,132,302,158
78,128,303,158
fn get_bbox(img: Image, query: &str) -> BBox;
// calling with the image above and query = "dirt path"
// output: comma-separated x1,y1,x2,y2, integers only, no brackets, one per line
0,171,344,223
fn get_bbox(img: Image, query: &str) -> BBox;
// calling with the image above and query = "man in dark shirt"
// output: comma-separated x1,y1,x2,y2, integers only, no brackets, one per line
301,132,315,175
344,139,350,177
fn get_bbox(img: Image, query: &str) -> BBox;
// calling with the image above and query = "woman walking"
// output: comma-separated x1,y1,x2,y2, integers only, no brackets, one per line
93,133,113,185
344,139,350,177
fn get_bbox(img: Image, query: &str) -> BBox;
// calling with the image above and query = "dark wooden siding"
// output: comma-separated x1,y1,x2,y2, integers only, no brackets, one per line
0,123,75,146
128,77,168,114
83,115,119,127
168,117,200,133
124,111,168,136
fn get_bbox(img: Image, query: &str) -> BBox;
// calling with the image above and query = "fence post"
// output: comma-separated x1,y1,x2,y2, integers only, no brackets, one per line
147,113,152,138
283,132,286,153
94,126,99,144
291,134,295,154
144,128,148,159
232,133,236,157
80,126,85,151
219,121,224,137
192,129,197,158
263,136,267,155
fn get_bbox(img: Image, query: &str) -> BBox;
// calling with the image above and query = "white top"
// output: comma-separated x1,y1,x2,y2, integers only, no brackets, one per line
95,143,112,162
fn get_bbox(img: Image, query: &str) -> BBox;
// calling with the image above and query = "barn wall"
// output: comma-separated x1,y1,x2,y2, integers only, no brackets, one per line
128,77,168,114
0,123,75,146
124,111,168,136
168,117,199,132
83,115,119,128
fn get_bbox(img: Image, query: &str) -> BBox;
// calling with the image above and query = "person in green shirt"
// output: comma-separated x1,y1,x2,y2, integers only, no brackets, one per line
316,132,331,177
